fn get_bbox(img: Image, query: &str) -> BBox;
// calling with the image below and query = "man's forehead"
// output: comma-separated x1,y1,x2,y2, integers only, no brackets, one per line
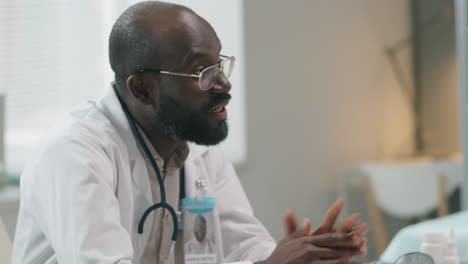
182,43,222,64
155,32,221,68
154,22,221,65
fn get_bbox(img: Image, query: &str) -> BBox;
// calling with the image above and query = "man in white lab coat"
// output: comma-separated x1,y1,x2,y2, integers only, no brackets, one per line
12,1,367,263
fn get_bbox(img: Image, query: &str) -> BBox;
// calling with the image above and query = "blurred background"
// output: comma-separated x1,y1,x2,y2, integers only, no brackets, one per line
0,0,466,261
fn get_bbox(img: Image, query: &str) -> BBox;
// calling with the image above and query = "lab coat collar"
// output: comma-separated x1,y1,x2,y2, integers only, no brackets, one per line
95,85,209,162
96,84,140,160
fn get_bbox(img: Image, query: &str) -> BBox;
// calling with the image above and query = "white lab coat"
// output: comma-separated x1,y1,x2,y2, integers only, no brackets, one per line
12,87,276,264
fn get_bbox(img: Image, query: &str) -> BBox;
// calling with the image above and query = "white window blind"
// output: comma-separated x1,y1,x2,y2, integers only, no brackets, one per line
0,0,108,175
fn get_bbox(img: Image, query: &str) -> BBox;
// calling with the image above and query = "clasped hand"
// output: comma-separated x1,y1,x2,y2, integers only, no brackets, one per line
257,200,368,264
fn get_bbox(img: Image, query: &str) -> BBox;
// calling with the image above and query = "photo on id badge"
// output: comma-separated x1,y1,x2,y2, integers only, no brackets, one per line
184,211,217,264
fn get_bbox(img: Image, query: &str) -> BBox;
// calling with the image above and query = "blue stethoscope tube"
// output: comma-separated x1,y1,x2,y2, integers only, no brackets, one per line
116,90,182,242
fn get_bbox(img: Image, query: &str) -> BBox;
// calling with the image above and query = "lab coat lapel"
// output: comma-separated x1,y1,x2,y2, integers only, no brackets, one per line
184,143,209,198
96,86,153,204
97,86,154,260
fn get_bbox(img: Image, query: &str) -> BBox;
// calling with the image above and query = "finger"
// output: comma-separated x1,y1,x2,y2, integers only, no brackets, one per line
313,259,349,264
349,223,368,237
312,246,361,259
302,217,311,236
283,209,297,235
336,213,360,233
355,237,368,257
287,218,312,240
304,233,359,248
358,237,367,248
312,200,345,235
360,244,368,256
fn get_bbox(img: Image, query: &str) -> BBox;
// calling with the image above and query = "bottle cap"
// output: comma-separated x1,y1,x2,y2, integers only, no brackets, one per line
445,228,459,264
195,179,207,189
421,231,445,264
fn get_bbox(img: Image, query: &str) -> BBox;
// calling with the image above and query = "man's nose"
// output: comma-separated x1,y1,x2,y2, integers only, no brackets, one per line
210,72,231,93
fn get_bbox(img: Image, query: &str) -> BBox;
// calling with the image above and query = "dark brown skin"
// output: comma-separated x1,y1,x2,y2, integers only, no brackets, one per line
265,200,368,264
122,3,367,263
124,5,230,160
258,233,363,264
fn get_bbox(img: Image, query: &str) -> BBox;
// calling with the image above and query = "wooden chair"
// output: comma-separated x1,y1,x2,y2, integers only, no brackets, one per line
0,217,12,263
361,160,452,255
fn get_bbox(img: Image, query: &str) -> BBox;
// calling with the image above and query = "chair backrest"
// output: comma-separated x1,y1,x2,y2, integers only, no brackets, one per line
361,160,443,218
360,158,462,255
0,217,12,264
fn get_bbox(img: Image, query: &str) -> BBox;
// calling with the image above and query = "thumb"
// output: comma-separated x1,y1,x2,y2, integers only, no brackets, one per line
301,217,311,236
283,209,297,236
288,218,312,240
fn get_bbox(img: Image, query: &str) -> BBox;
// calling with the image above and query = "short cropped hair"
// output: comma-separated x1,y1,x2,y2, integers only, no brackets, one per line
108,2,159,92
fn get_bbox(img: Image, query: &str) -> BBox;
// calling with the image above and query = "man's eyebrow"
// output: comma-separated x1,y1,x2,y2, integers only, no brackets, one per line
182,43,222,66
183,52,211,66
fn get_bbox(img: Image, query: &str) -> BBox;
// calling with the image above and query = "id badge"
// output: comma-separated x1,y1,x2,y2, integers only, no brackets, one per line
182,197,218,264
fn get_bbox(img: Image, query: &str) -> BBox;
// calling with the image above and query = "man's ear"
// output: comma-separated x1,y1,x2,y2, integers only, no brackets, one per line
126,74,156,105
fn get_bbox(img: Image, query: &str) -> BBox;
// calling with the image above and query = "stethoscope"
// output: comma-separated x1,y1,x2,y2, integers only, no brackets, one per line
115,88,184,253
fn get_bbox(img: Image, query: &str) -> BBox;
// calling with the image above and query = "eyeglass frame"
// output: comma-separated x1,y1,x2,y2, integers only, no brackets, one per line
131,55,236,91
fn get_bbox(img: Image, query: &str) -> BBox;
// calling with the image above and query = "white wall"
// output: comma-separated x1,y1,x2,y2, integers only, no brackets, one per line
455,0,468,210
241,0,413,242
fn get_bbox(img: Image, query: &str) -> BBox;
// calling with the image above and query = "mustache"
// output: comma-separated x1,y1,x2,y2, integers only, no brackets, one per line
207,93,231,109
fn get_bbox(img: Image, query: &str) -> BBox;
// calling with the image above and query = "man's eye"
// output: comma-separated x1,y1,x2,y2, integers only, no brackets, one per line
194,67,204,74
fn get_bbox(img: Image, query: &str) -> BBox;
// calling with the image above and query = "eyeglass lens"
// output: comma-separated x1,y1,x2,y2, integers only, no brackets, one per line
199,58,234,90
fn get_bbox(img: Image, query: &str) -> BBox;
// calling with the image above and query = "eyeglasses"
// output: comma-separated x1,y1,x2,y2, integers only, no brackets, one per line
133,55,235,91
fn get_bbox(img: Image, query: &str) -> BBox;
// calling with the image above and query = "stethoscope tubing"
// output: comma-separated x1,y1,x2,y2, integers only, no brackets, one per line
116,90,179,242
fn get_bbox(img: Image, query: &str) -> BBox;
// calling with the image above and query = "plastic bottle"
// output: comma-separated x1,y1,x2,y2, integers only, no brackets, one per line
420,231,445,264
444,229,459,264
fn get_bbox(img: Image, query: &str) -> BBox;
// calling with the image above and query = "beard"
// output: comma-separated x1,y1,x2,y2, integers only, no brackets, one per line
156,93,230,145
